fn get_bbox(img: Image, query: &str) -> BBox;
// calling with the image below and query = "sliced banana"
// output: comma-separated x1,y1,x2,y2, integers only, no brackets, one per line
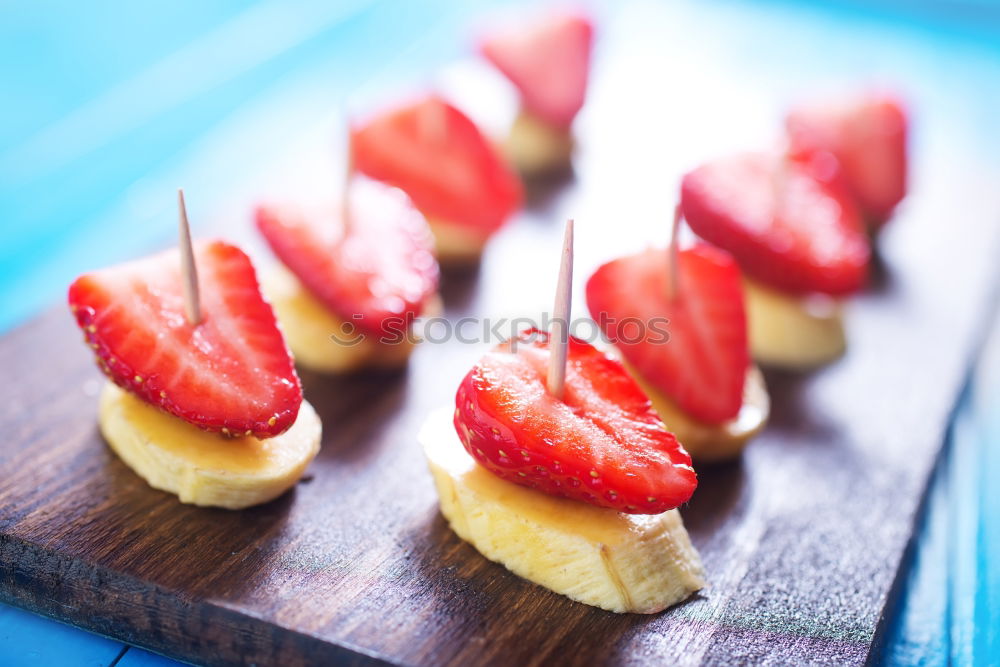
628,363,769,462
744,278,846,369
99,382,320,509
504,110,575,176
426,219,490,266
421,408,705,614
262,266,427,373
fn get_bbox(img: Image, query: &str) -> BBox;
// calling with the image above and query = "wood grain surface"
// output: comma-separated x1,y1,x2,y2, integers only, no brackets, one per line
2,4,1000,665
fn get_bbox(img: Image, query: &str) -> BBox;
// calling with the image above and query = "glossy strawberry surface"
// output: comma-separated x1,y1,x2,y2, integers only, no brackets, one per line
454,329,696,514
480,9,593,128
786,92,908,226
681,151,870,296
587,244,748,424
351,96,522,237
69,241,302,437
257,180,438,339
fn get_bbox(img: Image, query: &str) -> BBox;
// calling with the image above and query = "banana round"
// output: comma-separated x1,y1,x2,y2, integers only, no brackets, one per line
627,363,769,463
421,408,705,614
99,382,320,509
262,266,425,373
743,278,846,369
426,219,490,266
504,110,575,176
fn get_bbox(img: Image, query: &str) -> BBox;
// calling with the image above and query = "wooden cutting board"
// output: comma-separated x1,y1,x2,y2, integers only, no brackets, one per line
2,202,997,666
3,6,1000,665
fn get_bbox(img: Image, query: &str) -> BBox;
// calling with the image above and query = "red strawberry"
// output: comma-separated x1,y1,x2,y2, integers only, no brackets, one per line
586,244,748,424
454,329,696,514
786,92,908,226
68,241,302,438
350,96,522,238
480,9,594,129
256,179,439,339
681,151,870,296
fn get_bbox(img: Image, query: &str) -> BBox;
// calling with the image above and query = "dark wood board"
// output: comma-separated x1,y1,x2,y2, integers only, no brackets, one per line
3,4,1000,665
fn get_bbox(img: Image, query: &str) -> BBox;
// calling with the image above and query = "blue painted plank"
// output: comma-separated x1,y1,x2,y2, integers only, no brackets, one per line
0,0,393,331
881,309,1000,666
0,605,124,667
880,440,950,664
950,384,979,666
0,0,249,155
970,314,1000,663
115,648,183,667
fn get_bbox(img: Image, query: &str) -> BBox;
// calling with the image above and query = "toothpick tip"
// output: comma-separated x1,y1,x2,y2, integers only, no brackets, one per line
546,218,575,399
177,189,201,326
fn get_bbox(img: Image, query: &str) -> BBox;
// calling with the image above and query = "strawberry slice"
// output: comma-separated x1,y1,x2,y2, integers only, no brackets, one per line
786,92,907,226
480,9,594,129
586,244,748,424
454,329,696,514
350,96,522,238
256,180,439,339
681,151,870,296
69,241,302,438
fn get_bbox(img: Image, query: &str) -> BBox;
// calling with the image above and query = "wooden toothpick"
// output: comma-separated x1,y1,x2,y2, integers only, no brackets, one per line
547,219,574,399
668,203,682,300
177,189,201,326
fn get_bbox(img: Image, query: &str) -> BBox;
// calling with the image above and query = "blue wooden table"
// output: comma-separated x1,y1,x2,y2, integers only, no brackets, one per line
1,1,998,664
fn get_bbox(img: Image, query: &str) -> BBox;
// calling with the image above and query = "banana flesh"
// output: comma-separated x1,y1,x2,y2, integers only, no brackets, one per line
504,110,575,176
744,278,846,369
262,266,426,373
420,408,705,614
427,219,490,266
99,382,320,509
627,363,769,463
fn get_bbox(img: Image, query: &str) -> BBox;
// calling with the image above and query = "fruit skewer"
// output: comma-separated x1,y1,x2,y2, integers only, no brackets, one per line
69,192,321,509
421,220,705,613
681,151,870,368
480,8,594,177
586,206,769,462
785,91,908,229
256,177,441,373
350,95,523,264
